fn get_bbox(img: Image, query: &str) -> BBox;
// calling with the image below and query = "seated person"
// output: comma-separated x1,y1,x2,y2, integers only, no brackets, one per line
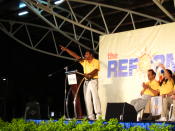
169,88,175,121
157,64,175,121
131,69,159,113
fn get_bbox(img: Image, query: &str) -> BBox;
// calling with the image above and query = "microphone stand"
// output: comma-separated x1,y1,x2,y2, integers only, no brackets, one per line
63,66,70,119
48,59,82,77
48,59,83,119
64,59,85,120
48,68,64,77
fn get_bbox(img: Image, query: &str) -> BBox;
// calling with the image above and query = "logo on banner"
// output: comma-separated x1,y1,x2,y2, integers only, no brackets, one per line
107,52,175,78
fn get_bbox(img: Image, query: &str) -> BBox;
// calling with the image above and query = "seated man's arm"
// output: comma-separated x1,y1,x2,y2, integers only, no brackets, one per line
140,82,148,96
140,89,146,96
146,85,159,96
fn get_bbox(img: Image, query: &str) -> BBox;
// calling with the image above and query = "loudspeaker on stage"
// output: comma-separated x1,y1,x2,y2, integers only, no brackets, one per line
105,102,137,122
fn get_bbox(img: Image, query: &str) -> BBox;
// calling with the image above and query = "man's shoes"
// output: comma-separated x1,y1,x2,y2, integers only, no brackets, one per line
88,116,95,121
96,113,102,120
169,116,175,122
156,117,167,121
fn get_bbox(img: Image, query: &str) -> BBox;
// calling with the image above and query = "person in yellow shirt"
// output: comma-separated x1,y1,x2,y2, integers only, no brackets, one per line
60,45,101,120
131,69,159,112
157,64,175,121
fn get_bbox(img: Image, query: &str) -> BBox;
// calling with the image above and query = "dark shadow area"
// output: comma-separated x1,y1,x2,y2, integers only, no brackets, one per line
0,30,85,121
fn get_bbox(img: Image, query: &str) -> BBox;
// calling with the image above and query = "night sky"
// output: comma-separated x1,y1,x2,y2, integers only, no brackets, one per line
0,30,83,121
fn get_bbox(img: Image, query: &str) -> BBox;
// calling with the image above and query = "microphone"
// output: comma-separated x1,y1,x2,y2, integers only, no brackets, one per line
76,57,85,62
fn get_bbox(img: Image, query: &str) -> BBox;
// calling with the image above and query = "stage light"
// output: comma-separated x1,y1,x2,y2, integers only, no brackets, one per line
19,2,26,8
54,0,64,5
2,78,6,81
18,11,29,16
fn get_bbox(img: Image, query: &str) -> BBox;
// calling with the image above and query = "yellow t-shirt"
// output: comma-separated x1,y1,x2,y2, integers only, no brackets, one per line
80,58,99,79
159,79,174,95
144,80,160,96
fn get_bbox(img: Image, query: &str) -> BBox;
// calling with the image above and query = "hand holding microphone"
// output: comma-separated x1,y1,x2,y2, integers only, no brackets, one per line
77,57,85,62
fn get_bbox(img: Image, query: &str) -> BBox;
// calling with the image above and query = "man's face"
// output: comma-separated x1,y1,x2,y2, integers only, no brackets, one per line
148,71,155,81
84,51,92,60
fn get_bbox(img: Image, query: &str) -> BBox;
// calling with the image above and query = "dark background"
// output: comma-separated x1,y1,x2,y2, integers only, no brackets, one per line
0,30,84,121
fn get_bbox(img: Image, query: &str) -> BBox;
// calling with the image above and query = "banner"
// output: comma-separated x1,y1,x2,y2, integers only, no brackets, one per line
98,22,175,117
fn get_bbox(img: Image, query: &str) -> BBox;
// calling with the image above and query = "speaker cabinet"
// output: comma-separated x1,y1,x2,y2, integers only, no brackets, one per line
105,102,137,122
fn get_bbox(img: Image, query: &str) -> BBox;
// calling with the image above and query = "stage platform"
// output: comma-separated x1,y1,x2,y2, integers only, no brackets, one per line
29,119,175,130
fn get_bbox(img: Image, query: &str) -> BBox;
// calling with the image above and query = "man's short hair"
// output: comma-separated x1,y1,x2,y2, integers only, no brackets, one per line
148,69,156,76
85,49,94,56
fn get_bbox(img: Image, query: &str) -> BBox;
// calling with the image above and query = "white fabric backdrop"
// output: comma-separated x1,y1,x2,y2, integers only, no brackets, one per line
98,22,175,117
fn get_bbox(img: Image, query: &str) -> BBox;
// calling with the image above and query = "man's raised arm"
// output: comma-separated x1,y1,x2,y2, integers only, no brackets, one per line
60,45,81,60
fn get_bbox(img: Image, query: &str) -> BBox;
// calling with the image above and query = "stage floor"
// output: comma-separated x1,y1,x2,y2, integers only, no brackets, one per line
29,119,175,130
